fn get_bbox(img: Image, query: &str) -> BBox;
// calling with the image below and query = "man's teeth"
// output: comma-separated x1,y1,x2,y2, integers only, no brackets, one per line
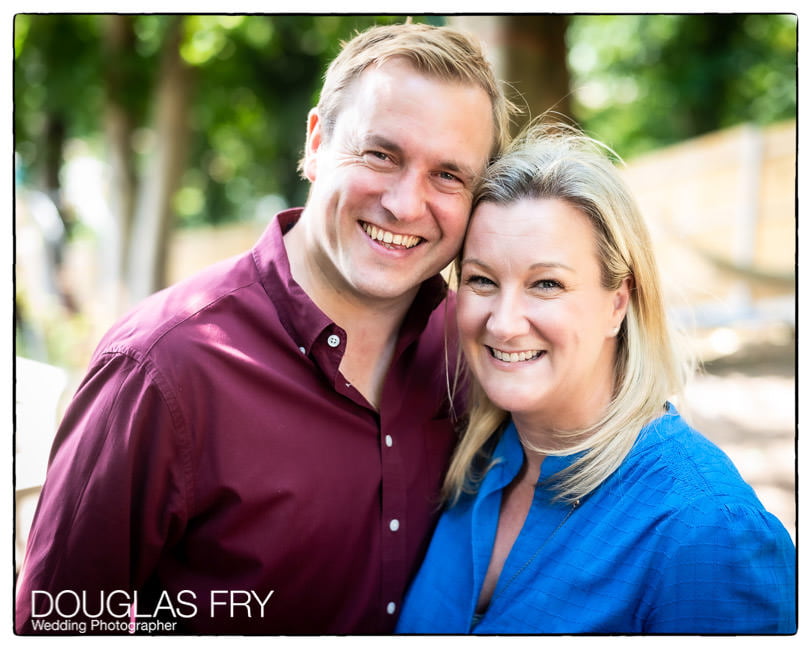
361,223,421,249
490,348,543,363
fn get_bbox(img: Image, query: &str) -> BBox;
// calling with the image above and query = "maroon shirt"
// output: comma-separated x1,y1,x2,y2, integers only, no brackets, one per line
16,209,459,634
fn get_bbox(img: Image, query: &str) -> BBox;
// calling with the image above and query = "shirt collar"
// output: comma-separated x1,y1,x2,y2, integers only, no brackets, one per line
481,420,580,497
252,208,449,355
483,406,679,500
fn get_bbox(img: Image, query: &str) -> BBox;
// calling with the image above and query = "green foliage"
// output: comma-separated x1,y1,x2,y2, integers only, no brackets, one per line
15,15,100,165
14,14,438,230
180,14,433,226
14,14,797,231
567,14,797,159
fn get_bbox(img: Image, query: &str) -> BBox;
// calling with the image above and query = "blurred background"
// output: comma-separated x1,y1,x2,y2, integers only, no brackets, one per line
13,14,797,564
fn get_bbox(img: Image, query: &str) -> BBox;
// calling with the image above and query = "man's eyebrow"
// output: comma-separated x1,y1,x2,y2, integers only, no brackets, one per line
361,133,401,152
364,134,403,156
441,160,477,182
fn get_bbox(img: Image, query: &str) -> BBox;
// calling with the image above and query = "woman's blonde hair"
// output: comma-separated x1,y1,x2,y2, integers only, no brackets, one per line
443,121,694,505
302,21,516,171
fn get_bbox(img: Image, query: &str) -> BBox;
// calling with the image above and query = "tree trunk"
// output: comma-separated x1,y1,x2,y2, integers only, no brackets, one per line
102,14,138,314
449,15,573,135
41,114,66,211
501,14,572,132
126,16,194,304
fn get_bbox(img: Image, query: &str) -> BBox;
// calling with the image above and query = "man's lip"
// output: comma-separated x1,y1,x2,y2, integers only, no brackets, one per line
360,221,424,249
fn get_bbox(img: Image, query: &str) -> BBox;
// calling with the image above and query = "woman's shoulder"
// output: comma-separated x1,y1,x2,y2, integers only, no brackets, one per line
617,405,769,517
603,406,794,574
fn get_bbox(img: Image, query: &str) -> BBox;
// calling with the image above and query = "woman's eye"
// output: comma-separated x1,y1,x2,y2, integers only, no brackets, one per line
533,279,563,291
464,275,495,288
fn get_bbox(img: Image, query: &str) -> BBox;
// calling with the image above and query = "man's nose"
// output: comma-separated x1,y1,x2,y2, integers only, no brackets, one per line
380,169,427,222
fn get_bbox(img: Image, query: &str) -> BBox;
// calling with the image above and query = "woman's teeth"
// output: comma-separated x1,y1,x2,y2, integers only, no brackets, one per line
489,347,544,363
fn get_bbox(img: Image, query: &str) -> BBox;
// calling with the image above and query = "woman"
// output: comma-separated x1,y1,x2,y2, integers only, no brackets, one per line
396,124,796,634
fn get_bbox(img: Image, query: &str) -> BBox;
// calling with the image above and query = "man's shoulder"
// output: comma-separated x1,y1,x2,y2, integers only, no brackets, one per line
95,251,262,362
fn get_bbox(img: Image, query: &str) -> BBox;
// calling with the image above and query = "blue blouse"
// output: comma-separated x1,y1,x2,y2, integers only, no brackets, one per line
397,406,796,634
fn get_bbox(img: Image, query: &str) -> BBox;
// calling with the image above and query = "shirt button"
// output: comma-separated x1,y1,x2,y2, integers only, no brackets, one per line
385,435,393,447
298,346,306,354
327,334,340,348
386,602,397,615
389,519,400,532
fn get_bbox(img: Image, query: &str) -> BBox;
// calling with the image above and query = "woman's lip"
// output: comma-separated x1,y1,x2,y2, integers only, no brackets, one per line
486,346,546,363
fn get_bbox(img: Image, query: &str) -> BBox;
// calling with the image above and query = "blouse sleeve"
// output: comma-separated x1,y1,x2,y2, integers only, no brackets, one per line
645,498,796,633
15,349,191,633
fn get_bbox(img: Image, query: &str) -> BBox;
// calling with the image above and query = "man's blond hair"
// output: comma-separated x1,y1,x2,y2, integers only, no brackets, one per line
306,22,515,169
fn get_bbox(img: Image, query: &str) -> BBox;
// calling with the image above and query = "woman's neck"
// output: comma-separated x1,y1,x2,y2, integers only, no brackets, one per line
511,379,615,455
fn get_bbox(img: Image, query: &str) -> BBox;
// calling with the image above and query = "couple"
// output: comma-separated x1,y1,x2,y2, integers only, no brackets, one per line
16,22,795,635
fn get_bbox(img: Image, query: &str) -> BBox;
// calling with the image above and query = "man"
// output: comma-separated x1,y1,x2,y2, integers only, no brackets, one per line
16,22,513,634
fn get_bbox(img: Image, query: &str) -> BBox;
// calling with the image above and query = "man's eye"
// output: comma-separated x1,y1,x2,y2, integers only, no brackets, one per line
365,151,392,164
436,170,462,184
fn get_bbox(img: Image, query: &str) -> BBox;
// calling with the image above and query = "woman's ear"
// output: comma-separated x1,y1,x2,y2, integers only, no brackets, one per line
302,108,322,182
609,276,632,336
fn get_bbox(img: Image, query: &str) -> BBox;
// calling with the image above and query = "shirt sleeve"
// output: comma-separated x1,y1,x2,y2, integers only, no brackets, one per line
644,498,796,633
15,349,191,633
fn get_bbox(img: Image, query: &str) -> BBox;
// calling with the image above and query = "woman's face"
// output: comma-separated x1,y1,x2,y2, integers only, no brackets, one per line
457,197,630,431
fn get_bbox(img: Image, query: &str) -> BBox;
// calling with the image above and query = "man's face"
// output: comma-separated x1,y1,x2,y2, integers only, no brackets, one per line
299,58,495,307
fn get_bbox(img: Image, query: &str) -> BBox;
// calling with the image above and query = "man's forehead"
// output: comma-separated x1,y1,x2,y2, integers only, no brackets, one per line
360,56,486,97
338,65,493,166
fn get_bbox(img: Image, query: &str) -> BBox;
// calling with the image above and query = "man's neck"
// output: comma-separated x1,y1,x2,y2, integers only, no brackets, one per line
283,218,418,410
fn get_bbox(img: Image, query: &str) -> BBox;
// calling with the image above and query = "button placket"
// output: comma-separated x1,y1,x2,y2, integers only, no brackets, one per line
379,406,407,630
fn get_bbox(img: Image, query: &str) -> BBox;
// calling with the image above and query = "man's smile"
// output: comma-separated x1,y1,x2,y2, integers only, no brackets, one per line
360,221,423,249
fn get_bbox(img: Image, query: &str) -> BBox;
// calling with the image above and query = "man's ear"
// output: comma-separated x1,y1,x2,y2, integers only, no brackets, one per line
302,108,322,182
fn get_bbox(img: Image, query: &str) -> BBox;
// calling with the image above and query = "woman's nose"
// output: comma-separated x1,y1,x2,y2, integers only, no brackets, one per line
486,291,531,341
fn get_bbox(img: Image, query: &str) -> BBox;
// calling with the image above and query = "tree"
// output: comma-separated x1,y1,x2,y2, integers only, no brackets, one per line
101,15,139,307
96,15,195,306
502,14,572,127
15,14,428,314
14,14,798,364
125,17,195,303
449,15,573,134
14,14,104,312
566,14,797,158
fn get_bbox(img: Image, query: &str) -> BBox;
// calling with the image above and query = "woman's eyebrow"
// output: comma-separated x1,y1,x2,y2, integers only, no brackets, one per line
460,257,490,270
530,261,574,272
462,259,573,271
